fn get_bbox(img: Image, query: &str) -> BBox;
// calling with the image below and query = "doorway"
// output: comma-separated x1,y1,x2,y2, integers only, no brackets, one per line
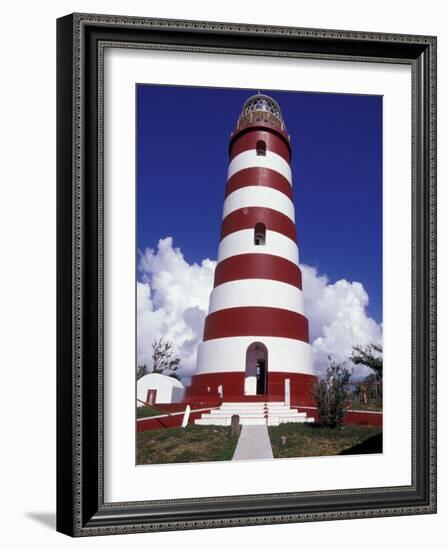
146,389,157,406
245,342,268,396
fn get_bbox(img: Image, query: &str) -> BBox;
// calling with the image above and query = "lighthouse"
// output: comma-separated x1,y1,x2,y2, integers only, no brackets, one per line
185,93,316,421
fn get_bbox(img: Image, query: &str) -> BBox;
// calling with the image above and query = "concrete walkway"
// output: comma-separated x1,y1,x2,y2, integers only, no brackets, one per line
232,425,274,461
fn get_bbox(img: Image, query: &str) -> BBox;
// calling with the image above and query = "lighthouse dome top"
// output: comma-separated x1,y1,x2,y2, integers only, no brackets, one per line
241,94,283,121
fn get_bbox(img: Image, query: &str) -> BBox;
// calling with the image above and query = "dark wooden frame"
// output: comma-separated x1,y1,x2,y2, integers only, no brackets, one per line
57,13,437,537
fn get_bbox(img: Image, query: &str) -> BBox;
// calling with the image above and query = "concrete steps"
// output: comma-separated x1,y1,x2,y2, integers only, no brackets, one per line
195,401,314,426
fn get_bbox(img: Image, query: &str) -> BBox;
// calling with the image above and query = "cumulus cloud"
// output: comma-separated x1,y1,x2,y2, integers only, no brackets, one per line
137,237,216,383
301,265,382,378
137,237,382,383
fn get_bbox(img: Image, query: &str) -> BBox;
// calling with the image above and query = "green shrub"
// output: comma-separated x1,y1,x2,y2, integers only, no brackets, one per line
313,358,352,428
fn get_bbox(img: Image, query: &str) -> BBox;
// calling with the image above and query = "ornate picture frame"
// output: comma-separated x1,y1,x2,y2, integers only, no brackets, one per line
56,13,437,536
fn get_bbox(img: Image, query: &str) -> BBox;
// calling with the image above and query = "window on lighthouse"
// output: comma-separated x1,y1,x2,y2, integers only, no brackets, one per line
254,222,266,246
256,140,266,156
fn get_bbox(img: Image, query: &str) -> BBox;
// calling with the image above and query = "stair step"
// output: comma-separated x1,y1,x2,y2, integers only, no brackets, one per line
194,402,314,427
220,402,284,408
207,412,268,418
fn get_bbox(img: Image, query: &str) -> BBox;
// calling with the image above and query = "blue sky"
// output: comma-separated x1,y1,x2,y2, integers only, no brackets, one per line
136,84,382,323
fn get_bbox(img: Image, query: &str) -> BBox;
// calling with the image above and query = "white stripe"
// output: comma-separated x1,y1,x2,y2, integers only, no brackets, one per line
223,186,295,221
228,150,292,184
218,229,299,264
195,337,313,375
208,279,304,314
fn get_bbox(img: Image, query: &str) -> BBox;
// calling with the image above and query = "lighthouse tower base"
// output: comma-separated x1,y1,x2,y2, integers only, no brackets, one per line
184,337,317,407
184,371,317,408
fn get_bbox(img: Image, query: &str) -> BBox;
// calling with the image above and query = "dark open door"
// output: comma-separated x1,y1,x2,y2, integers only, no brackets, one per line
256,359,267,394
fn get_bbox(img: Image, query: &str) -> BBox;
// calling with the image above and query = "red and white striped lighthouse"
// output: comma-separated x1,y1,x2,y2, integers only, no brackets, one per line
185,94,316,408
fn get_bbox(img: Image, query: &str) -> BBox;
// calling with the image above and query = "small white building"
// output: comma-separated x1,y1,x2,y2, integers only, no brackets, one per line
137,373,185,407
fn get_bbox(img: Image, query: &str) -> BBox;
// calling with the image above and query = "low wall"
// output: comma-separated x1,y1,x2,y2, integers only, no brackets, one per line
297,406,382,427
146,402,219,413
137,407,215,432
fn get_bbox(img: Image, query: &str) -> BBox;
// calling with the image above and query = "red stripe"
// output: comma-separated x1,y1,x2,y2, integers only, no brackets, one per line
185,372,316,406
230,130,291,162
214,254,302,289
226,167,293,200
230,118,290,149
221,207,297,242
203,307,309,342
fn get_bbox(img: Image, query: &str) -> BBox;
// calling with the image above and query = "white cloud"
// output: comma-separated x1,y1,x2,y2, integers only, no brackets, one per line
137,237,382,383
301,265,382,378
137,237,216,383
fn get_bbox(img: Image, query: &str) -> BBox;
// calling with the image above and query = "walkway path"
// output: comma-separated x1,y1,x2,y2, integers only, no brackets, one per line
232,425,274,460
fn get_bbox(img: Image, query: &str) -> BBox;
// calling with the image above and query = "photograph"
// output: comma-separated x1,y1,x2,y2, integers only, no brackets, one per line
135,85,384,465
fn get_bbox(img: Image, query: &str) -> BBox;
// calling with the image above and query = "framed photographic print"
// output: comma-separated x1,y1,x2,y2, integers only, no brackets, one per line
56,13,437,536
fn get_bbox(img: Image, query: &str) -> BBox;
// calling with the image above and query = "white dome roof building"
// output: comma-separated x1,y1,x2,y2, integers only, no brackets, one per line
137,373,185,407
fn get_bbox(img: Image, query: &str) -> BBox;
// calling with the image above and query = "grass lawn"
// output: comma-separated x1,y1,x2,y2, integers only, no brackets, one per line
269,423,382,459
349,400,382,412
137,425,239,465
